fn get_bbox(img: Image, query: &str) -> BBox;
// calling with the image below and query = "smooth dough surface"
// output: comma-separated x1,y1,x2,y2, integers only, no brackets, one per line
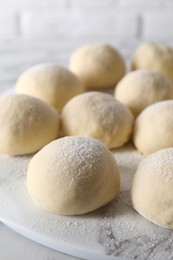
131,43,173,82
15,64,83,111
27,136,120,215
0,94,60,155
133,100,173,155
132,148,173,229
115,70,173,117
69,44,125,89
61,92,134,149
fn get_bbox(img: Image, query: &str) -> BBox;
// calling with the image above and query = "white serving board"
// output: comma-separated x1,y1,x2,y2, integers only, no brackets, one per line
1,144,173,260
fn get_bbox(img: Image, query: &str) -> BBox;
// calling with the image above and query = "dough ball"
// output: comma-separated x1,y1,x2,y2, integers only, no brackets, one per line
133,100,173,155
132,148,173,229
69,43,126,89
0,94,60,155
27,136,120,215
61,92,134,149
115,70,173,117
15,64,84,111
131,43,173,82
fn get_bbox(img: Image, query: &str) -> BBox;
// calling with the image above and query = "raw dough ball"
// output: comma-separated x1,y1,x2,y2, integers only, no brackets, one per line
0,94,60,155
131,43,173,82
133,100,173,155
69,44,126,89
15,64,84,111
132,148,173,229
115,70,173,117
27,136,120,215
61,92,134,149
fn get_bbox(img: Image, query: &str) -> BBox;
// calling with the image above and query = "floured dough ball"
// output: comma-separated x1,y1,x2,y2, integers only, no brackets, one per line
132,148,173,229
0,94,60,155
61,92,134,149
69,44,126,89
115,70,173,117
27,136,120,215
133,100,173,155
15,64,84,111
131,43,173,82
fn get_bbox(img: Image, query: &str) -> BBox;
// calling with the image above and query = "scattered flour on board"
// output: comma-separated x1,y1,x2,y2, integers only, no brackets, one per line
1,143,173,259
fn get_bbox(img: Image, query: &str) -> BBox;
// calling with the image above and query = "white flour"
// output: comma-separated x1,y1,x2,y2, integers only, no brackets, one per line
1,143,173,259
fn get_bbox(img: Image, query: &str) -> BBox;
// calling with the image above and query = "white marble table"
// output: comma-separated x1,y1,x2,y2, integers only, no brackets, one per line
0,223,79,260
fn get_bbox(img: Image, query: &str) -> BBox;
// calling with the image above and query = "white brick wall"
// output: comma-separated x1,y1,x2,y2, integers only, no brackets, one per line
0,0,172,43
21,10,139,39
0,0,69,9
0,0,173,89
0,12,19,38
0,0,172,41
144,12,173,40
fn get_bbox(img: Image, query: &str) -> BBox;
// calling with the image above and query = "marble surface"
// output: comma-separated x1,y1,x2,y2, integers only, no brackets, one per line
0,223,79,260
0,144,138,260
1,143,173,259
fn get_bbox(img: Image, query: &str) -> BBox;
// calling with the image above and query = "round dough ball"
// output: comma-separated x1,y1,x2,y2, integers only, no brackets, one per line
132,148,173,229
131,43,173,82
27,136,120,215
61,92,134,149
69,44,126,89
133,100,173,155
15,64,84,111
0,94,60,155
115,70,173,117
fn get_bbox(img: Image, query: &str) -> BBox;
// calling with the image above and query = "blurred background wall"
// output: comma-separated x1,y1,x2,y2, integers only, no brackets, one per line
0,0,173,89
